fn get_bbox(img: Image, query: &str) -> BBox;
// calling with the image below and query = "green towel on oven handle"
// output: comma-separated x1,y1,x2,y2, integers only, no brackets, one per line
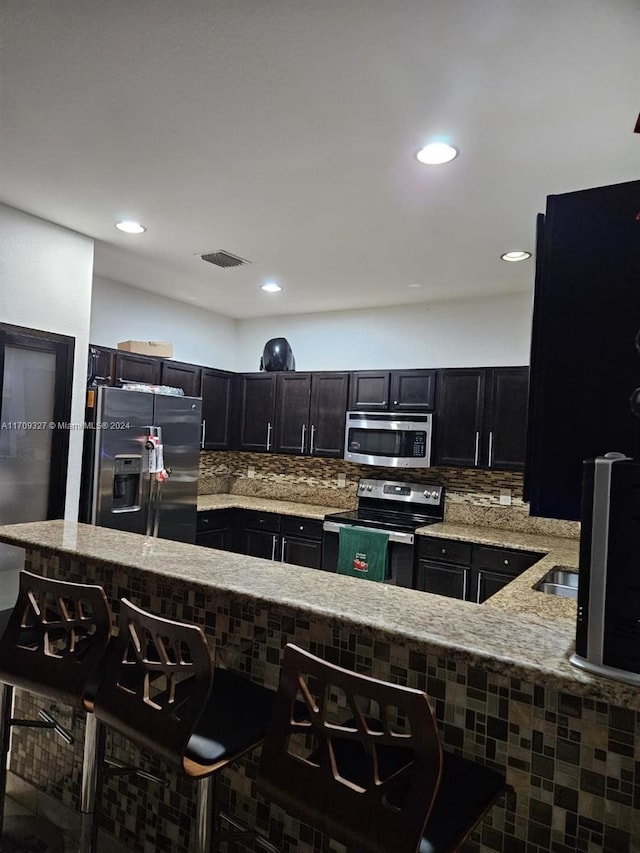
336,526,389,582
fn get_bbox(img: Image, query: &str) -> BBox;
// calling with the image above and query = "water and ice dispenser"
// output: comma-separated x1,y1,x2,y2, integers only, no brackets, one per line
570,453,640,685
111,455,142,512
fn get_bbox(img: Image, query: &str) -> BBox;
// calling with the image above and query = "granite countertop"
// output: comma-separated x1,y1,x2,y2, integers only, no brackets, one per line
197,493,344,519
198,493,580,620
0,519,637,710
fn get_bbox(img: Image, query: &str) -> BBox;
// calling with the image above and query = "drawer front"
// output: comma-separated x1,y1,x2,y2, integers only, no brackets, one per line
472,545,541,576
418,537,472,566
281,515,324,540
197,509,233,532
242,509,281,533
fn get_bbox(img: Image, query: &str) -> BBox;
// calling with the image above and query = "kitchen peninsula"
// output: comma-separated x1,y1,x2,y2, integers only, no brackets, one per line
0,520,638,853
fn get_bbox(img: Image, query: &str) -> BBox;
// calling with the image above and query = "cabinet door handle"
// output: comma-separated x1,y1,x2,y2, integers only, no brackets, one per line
463,567,469,601
474,431,480,467
488,431,494,467
393,400,398,405
280,537,287,562
271,534,277,561
266,422,272,450
201,419,206,449
309,424,316,454
476,571,483,603
441,547,446,554
301,423,306,453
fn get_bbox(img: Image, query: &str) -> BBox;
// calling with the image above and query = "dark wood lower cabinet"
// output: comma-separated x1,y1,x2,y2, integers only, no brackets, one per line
281,536,323,569
196,509,324,570
195,509,235,551
415,560,469,599
415,537,542,603
280,516,324,569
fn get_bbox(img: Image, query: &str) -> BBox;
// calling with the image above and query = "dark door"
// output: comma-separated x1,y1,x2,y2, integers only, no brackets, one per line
389,370,436,411
273,373,311,454
348,371,390,410
160,361,202,397
237,374,277,452
243,529,279,560
201,369,235,450
114,351,162,385
309,372,350,457
281,536,323,568
485,367,529,470
434,369,485,467
474,569,512,603
415,560,468,600
0,323,75,521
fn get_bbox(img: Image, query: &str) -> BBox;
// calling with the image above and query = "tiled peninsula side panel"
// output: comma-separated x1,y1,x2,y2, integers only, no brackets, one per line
199,450,527,508
12,550,640,853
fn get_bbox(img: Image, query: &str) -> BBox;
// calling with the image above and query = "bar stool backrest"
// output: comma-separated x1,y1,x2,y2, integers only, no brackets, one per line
0,570,112,711
258,644,443,853
93,598,213,772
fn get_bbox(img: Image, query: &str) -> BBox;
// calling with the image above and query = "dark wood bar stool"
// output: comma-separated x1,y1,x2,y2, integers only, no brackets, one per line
89,598,278,853
0,570,113,851
258,644,509,853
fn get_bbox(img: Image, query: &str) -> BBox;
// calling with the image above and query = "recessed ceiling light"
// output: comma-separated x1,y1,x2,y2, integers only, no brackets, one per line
261,282,282,293
115,220,146,234
415,142,459,165
500,251,532,262
406,283,423,289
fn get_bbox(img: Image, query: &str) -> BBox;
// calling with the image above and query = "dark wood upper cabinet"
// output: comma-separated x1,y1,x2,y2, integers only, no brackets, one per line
434,369,486,467
308,372,350,457
201,369,236,451
87,344,116,386
348,371,390,410
349,369,436,412
486,367,529,471
389,369,436,411
160,360,202,397
273,373,312,454
435,367,528,470
273,371,349,457
526,180,640,520
114,351,162,386
237,373,277,452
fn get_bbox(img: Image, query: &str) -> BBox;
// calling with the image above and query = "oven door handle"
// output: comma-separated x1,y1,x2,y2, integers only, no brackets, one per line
322,521,414,545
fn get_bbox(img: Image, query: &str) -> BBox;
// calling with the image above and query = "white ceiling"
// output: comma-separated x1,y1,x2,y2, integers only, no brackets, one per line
1,0,638,320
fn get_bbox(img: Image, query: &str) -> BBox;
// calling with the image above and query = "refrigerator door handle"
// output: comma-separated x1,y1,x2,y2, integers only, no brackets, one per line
201,420,206,449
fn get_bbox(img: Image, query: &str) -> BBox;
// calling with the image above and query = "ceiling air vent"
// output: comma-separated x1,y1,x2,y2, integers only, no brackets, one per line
199,250,249,269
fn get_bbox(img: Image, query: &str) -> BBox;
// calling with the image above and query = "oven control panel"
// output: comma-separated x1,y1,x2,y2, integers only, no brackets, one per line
357,478,443,506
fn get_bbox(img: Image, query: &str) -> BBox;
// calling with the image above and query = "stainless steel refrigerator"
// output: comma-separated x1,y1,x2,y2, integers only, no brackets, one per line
80,386,202,544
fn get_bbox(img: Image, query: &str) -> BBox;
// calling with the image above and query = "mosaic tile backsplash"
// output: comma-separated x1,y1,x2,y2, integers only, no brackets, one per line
10,546,639,853
199,450,527,508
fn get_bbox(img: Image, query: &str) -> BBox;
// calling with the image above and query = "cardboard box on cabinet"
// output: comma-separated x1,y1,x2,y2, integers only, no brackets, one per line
117,340,173,357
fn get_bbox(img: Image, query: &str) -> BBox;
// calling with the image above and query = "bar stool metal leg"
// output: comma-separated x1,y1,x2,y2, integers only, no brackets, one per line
0,683,14,837
196,776,214,853
78,713,105,853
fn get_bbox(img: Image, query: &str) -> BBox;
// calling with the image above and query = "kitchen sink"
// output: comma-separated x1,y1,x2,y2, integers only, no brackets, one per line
533,567,579,600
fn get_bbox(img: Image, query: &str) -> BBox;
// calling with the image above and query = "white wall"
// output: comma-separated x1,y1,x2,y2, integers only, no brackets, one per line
0,204,94,520
235,291,534,372
91,276,238,370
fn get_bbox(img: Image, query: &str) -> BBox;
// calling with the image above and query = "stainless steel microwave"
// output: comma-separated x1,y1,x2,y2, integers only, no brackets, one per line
344,411,433,467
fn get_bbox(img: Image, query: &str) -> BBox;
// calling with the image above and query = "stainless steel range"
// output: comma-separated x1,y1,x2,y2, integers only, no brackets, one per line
322,477,445,587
